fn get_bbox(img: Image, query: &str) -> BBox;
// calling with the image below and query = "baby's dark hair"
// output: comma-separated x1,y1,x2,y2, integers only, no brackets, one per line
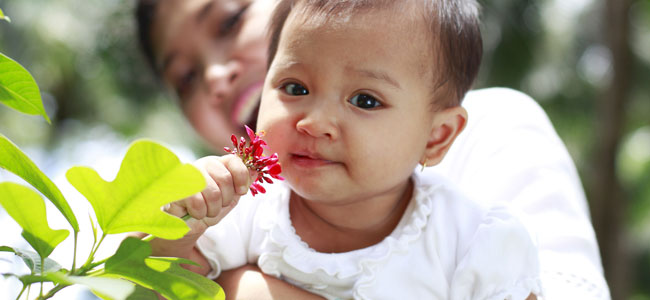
267,0,483,107
135,0,161,74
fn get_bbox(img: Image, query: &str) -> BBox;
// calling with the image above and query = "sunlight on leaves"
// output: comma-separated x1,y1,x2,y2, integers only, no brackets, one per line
48,272,142,300
66,140,205,239
0,183,69,259
0,246,62,274
104,238,224,300
0,134,79,231
124,285,159,300
0,53,49,122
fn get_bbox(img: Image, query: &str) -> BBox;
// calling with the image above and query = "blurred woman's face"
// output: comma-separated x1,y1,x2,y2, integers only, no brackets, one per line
151,0,274,151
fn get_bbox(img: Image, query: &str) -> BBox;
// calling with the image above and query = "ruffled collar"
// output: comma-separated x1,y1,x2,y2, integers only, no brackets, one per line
257,172,444,280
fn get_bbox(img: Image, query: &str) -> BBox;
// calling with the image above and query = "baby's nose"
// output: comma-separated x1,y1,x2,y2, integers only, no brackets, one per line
295,104,340,140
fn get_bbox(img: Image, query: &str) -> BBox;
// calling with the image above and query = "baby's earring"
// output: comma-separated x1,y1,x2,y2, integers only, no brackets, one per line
420,158,427,172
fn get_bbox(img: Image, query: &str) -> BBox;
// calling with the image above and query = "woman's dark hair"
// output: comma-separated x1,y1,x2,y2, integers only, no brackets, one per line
136,0,161,74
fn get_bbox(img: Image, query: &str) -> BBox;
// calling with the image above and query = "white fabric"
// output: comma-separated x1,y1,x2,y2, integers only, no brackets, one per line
197,171,542,300
428,88,610,299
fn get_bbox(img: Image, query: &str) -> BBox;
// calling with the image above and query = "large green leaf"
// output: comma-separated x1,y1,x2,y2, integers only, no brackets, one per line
104,238,224,300
48,272,144,300
0,52,49,122
0,134,79,231
0,246,62,274
66,140,205,239
0,8,10,22
0,183,70,258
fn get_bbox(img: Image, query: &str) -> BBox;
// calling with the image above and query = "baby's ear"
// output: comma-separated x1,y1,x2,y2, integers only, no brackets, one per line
421,106,467,167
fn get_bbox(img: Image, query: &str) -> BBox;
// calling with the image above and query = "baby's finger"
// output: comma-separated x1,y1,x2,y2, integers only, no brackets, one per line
183,191,208,220
221,154,253,196
194,157,225,219
205,157,238,210
165,201,187,218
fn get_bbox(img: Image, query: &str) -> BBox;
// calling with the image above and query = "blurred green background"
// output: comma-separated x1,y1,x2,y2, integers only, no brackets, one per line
0,0,648,298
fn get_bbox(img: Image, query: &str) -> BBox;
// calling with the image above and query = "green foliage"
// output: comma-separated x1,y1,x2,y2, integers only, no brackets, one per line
0,53,49,123
0,11,223,299
48,272,140,300
0,134,79,231
66,140,205,239
0,184,69,258
104,238,225,300
0,246,62,274
0,8,9,22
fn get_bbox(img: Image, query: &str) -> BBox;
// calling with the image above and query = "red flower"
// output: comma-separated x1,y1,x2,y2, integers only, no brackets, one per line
224,125,283,196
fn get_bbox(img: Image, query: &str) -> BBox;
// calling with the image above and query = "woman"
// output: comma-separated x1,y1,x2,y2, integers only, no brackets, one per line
135,0,610,299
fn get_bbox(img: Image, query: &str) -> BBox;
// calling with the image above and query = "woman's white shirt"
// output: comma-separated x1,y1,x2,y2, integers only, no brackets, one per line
429,88,610,299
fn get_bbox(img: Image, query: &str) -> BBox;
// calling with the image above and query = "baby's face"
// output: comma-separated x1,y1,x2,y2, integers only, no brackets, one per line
257,7,439,204
151,0,275,151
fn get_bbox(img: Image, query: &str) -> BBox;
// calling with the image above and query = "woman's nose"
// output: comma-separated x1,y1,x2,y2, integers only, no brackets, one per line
204,61,241,104
295,104,340,141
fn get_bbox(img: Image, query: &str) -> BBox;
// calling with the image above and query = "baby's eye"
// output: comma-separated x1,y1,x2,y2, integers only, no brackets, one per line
281,82,309,96
349,93,382,109
219,5,248,36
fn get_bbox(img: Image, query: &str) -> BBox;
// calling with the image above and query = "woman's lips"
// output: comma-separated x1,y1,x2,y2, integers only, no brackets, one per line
232,81,264,128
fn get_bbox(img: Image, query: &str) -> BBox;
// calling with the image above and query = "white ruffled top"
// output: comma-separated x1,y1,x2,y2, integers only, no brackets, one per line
197,171,542,300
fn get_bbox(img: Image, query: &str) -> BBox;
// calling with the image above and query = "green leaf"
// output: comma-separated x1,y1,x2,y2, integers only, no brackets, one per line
2,273,53,285
0,184,70,259
66,140,205,239
48,272,140,300
104,238,224,300
124,285,159,300
0,134,79,231
0,246,62,274
0,8,9,22
0,52,49,122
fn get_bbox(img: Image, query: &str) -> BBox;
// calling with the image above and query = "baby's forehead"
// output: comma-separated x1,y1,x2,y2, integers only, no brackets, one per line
286,2,437,76
290,1,422,27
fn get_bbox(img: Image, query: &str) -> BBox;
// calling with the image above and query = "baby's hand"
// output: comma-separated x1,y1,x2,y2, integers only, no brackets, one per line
166,154,253,237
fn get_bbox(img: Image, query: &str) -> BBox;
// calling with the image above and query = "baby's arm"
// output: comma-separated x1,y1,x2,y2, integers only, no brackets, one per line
149,154,252,276
217,265,326,300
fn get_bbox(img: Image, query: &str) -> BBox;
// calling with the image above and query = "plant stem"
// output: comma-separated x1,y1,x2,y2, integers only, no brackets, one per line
79,233,107,274
71,231,79,272
91,233,107,259
14,284,26,300
39,256,44,298
38,284,69,300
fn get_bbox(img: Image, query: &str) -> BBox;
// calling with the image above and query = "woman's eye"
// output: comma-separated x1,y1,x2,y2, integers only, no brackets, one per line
176,69,197,96
219,6,248,36
349,93,382,109
281,82,309,96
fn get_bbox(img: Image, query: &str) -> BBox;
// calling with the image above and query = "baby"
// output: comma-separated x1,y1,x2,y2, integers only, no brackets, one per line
152,0,542,299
